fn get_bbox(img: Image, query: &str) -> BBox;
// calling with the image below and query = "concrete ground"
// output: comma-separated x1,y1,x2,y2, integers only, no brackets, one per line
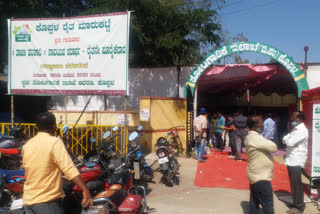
146,156,319,214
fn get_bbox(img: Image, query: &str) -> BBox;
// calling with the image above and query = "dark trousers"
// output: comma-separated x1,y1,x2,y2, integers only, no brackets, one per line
229,134,236,156
249,180,274,214
24,199,64,214
287,165,305,212
215,132,224,150
234,135,245,160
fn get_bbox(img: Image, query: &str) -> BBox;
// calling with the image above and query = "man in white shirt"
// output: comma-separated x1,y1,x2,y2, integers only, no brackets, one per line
283,112,308,214
193,107,208,163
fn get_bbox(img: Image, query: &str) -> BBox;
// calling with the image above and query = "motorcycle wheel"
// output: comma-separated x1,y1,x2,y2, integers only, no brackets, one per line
164,170,173,187
143,167,154,182
170,157,180,173
173,174,180,185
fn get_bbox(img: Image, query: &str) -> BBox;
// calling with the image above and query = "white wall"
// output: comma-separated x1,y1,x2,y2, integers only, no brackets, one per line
49,66,195,111
306,65,320,89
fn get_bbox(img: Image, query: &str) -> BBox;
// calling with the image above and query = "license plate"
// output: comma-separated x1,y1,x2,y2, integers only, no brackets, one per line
10,199,23,210
158,157,169,164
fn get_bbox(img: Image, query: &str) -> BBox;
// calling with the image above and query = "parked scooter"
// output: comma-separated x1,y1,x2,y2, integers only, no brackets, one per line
155,137,180,187
126,126,154,184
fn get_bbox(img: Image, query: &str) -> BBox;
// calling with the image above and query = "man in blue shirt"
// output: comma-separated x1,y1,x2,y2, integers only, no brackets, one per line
215,111,225,151
262,113,276,142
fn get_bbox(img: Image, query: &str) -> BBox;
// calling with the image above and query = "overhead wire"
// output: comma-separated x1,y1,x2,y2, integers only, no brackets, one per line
220,0,282,16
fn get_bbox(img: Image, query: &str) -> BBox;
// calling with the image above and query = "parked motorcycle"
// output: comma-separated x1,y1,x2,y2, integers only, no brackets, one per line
82,151,148,214
126,126,154,184
155,137,180,187
0,126,26,170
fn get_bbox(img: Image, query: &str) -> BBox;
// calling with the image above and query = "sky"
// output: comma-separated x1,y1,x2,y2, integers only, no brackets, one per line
219,0,319,63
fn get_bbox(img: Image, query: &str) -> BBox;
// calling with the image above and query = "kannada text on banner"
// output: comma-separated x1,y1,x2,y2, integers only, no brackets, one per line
8,12,130,95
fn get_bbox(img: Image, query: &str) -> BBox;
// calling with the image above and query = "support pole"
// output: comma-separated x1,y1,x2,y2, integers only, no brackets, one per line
304,46,309,79
123,96,128,154
74,95,93,126
193,85,198,121
11,96,14,128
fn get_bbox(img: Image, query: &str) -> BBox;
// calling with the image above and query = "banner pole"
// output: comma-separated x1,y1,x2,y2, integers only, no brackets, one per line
123,95,128,154
11,95,14,128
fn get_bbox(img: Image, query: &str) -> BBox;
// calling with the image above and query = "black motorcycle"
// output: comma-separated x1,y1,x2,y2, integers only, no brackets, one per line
0,125,26,170
155,137,180,187
126,126,154,184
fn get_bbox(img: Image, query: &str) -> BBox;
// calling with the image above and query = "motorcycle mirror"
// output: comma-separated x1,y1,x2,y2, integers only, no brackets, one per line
62,125,69,134
90,137,96,143
103,131,111,139
128,131,139,141
112,126,119,132
137,125,143,131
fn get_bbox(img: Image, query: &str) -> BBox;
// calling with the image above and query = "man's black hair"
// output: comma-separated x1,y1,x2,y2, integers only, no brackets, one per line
36,112,56,131
247,115,259,130
297,111,306,122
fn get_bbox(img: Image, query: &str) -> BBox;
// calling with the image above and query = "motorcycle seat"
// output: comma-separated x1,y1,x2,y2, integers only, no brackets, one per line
94,187,126,207
0,138,18,149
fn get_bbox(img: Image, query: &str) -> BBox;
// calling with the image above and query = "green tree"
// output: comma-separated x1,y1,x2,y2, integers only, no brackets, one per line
80,0,224,66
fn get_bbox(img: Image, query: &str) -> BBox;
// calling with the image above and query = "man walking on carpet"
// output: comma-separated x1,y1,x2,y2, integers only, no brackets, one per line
283,111,308,214
193,107,208,163
245,115,278,214
228,109,248,161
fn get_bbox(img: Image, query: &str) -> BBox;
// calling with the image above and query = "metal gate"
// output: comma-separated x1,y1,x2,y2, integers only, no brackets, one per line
0,123,128,155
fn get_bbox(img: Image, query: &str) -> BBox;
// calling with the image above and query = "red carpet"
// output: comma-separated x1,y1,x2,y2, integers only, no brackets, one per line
194,151,290,192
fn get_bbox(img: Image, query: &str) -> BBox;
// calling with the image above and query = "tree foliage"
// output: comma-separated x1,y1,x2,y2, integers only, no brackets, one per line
0,0,224,69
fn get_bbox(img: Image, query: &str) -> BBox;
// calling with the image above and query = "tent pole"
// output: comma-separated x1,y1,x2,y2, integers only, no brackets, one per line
193,85,198,121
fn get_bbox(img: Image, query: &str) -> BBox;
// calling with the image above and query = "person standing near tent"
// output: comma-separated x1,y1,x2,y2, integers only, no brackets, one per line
209,112,218,147
262,113,276,143
224,114,237,159
245,115,277,214
193,107,208,163
215,111,225,151
228,109,248,161
282,111,308,214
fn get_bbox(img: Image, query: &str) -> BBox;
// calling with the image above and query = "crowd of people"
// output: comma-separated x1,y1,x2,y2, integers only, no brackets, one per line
193,108,309,214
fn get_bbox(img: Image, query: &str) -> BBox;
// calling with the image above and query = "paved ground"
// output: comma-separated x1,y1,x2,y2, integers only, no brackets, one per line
146,156,319,214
